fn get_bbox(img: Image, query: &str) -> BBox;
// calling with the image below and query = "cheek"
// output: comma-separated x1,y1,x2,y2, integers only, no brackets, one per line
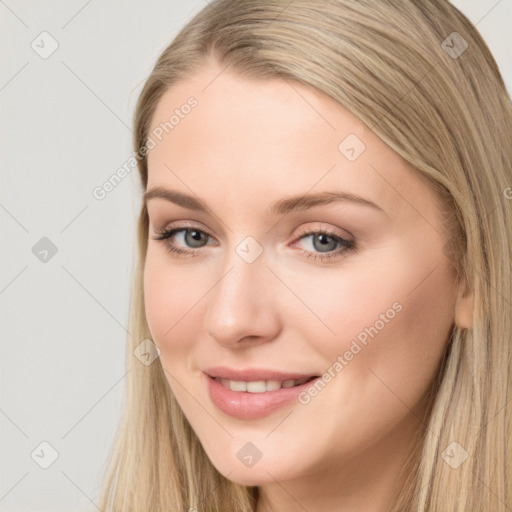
310,252,457,412
367,261,456,399
280,256,456,456
143,249,207,360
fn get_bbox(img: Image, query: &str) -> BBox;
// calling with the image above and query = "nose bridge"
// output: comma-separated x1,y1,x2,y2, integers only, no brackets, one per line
203,237,279,345
214,235,268,305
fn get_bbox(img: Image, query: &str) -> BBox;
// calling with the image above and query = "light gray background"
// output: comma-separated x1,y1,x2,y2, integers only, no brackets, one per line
1,1,511,511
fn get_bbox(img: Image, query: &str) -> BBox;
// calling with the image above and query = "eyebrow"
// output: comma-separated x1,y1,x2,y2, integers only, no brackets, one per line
143,187,385,216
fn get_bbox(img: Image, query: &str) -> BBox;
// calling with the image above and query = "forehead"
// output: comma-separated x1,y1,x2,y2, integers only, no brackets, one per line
148,68,369,165
146,66,439,223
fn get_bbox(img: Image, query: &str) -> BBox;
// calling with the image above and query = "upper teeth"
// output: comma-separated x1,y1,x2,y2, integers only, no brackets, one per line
215,377,313,393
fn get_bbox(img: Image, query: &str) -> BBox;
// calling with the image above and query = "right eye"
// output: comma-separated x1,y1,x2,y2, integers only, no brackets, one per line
153,227,217,256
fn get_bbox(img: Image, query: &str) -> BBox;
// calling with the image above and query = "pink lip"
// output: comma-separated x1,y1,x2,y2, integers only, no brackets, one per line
203,366,318,381
203,370,320,420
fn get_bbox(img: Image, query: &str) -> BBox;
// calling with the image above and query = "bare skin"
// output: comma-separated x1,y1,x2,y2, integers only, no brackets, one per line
143,64,473,512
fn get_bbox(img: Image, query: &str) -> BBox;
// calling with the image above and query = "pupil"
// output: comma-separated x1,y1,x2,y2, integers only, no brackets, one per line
313,234,337,252
186,230,206,248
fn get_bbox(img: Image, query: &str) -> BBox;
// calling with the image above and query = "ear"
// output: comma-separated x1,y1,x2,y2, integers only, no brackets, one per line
454,281,474,329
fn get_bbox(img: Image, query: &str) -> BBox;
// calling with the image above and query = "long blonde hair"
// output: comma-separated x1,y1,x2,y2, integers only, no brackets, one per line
98,1,512,510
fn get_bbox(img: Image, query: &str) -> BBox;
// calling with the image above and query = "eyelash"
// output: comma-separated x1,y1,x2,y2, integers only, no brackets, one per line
152,224,355,262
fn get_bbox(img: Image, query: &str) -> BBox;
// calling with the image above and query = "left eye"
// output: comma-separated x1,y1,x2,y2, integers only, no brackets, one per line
297,232,348,253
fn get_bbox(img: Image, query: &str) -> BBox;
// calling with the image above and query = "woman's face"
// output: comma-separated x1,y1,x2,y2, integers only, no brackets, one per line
143,65,468,491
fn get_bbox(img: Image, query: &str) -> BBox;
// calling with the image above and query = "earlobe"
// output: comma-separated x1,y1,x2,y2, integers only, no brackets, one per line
454,285,474,329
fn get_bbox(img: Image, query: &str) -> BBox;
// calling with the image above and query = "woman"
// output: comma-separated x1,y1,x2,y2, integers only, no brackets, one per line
99,1,512,510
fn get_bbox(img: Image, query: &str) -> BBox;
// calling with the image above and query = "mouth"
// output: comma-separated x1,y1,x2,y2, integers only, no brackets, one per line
204,368,322,420
212,375,318,393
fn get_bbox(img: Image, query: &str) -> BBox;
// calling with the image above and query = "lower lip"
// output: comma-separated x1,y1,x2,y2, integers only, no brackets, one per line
205,374,319,420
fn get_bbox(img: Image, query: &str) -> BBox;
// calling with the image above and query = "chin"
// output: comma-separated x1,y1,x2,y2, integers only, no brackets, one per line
220,469,273,487
210,456,295,486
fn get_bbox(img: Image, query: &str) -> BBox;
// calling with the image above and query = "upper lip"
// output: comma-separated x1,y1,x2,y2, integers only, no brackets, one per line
204,366,319,382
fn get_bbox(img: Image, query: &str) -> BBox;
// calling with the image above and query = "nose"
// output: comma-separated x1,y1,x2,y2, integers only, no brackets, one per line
203,246,281,347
